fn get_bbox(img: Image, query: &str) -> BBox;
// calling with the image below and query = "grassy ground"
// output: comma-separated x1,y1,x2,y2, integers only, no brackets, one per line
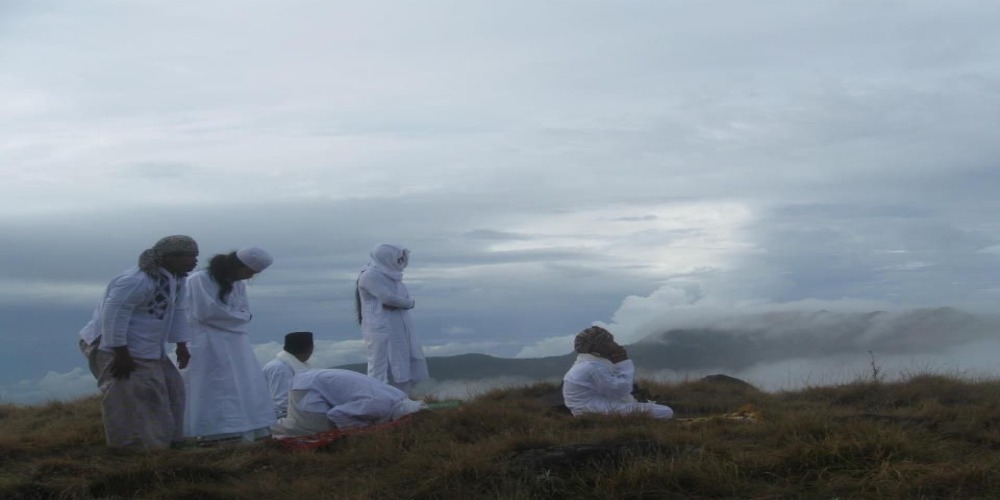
3,374,1000,499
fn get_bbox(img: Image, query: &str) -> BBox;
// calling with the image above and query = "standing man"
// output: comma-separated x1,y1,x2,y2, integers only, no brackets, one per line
78,235,199,450
355,244,429,396
262,331,314,419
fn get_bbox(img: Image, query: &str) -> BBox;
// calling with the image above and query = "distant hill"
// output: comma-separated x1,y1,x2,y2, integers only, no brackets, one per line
632,306,1000,371
334,352,576,381
335,307,1000,381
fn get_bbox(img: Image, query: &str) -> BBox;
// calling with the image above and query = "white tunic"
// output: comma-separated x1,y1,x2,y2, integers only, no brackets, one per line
181,270,276,437
262,351,310,419
273,369,426,436
79,266,191,359
357,267,428,385
562,354,673,419
77,266,190,449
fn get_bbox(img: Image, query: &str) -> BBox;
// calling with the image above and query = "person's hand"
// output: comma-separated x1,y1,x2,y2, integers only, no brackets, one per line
175,343,191,369
110,347,137,379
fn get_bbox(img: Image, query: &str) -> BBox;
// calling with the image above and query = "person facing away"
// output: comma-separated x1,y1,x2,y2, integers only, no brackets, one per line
77,235,199,450
181,247,277,444
355,244,429,396
262,331,314,419
562,326,674,420
271,368,427,438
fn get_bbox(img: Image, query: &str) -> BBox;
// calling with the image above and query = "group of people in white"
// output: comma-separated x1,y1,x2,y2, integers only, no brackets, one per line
77,235,672,451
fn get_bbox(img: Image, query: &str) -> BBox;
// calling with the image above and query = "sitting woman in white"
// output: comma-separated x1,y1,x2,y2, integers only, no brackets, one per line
272,369,427,438
562,326,673,419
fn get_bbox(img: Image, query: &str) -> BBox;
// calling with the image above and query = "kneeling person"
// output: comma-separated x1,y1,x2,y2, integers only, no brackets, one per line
272,369,427,437
562,326,673,419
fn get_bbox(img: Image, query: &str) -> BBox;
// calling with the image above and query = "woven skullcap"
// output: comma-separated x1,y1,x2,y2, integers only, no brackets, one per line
153,235,198,255
139,235,198,277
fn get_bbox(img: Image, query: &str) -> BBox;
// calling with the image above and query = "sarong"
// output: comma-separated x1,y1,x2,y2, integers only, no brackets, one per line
95,350,185,450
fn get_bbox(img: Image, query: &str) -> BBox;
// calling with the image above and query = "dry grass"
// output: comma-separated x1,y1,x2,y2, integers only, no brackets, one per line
3,375,1000,499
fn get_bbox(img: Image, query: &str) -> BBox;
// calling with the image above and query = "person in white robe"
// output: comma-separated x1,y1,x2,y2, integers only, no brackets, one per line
262,331,314,418
77,235,198,450
562,326,674,420
355,244,429,396
272,369,427,438
181,247,277,444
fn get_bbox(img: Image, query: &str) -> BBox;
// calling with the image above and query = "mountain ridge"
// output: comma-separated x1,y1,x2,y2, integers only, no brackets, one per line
334,307,1000,382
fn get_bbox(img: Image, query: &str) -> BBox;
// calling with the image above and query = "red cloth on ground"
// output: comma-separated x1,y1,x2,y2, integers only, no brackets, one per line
274,415,412,451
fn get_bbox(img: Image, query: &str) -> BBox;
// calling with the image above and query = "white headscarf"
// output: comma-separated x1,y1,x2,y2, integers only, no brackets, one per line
364,244,409,280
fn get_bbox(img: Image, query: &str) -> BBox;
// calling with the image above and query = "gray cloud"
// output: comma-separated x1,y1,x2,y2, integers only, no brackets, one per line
2,1,1000,403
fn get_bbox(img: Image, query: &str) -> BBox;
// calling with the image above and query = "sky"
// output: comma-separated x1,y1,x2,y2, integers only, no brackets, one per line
2,1,1000,404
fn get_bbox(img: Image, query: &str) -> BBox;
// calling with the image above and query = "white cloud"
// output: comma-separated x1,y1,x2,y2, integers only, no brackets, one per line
4,0,1000,394
0,279,105,306
516,334,576,359
0,368,97,405
486,202,756,276
980,244,1000,255
424,341,517,358
442,326,476,336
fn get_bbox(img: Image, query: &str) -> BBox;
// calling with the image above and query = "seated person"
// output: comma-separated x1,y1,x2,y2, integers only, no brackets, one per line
262,331,314,419
562,326,673,419
272,369,427,438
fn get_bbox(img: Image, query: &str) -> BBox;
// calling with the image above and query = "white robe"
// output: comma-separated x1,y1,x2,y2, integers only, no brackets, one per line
262,351,310,419
357,268,428,386
272,369,426,437
562,354,673,419
181,270,276,438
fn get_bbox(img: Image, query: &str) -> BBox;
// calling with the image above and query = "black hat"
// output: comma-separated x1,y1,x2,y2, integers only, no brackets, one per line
283,331,314,353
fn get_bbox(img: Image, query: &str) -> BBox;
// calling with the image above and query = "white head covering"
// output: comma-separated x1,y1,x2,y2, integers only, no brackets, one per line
366,244,409,280
236,247,273,272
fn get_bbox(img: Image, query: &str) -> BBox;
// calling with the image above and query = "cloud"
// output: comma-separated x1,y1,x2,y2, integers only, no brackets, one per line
637,338,1000,393
3,1,1000,398
516,334,576,359
980,244,1000,255
0,279,105,306
462,230,536,241
0,368,97,405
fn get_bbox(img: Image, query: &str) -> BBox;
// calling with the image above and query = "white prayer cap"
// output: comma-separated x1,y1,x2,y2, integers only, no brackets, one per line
236,247,273,272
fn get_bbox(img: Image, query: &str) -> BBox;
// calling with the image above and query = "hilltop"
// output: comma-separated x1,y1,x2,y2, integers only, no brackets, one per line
3,373,1000,499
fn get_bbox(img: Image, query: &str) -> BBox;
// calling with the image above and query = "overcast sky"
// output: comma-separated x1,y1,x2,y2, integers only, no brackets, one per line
2,1,1000,404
